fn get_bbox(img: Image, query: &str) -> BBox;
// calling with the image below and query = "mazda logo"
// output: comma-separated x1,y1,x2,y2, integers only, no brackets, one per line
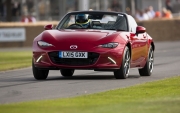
70,45,78,49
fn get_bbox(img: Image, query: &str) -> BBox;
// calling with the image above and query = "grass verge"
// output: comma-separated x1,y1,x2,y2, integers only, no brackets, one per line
0,76,180,113
0,51,32,71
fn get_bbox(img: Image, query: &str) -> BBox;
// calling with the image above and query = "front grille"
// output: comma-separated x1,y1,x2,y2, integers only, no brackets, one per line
48,51,99,66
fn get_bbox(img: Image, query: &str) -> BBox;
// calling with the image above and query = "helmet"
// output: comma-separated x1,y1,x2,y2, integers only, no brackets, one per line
76,14,90,28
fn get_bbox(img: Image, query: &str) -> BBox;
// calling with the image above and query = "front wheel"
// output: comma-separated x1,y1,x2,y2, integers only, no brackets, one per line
60,69,75,77
138,45,154,76
32,61,49,80
114,46,130,79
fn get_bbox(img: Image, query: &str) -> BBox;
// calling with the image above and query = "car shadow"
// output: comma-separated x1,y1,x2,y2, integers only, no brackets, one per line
46,74,140,81
0,74,141,88
0,74,140,86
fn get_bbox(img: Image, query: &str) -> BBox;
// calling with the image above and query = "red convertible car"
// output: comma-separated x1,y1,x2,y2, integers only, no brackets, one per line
32,11,155,80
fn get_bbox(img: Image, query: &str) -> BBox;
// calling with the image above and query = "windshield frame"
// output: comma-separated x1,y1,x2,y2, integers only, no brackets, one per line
56,11,129,31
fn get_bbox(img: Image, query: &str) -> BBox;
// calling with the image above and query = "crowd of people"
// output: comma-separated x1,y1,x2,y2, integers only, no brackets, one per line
1,0,180,22
135,6,173,21
135,0,180,21
20,14,36,23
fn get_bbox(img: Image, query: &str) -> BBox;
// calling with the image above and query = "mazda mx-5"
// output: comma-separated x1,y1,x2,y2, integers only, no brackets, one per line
32,11,155,80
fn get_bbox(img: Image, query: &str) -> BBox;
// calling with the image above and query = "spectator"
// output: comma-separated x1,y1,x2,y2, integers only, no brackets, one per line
27,14,36,23
21,14,29,23
135,10,149,21
110,0,121,12
11,1,21,16
173,0,180,13
145,8,151,19
27,0,34,13
0,1,4,16
162,8,173,19
0,1,6,21
165,0,173,13
147,6,155,19
39,0,46,16
154,11,162,18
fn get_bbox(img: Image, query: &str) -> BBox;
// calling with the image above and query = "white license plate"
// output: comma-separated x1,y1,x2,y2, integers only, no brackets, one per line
59,51,88,58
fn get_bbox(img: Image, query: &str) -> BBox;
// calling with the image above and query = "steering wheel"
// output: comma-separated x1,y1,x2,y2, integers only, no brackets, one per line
68,24,83,28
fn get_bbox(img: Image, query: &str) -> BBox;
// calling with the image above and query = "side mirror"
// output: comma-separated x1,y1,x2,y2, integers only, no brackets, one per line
44,24,53,30
136,26,146,34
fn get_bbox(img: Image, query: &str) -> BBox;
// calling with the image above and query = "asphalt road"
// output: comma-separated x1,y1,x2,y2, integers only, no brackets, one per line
0,41,180,104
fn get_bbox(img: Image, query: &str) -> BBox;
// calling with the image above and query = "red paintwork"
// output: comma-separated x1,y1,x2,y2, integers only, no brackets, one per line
33,28,154,70
136,26,146,34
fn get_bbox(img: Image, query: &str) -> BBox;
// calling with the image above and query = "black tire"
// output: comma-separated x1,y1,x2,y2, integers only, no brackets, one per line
60,69,75,77
114,46,130,79
138,45,154,76
32,61,49,80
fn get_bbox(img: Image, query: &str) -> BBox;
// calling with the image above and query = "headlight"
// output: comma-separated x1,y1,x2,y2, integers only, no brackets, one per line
37,41,53,47
99,42,119,48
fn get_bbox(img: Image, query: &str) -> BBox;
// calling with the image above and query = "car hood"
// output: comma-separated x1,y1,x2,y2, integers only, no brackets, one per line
43,29,117,42
39,29,120,50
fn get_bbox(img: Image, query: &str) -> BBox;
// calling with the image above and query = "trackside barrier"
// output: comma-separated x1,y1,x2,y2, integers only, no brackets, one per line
0,19,180,48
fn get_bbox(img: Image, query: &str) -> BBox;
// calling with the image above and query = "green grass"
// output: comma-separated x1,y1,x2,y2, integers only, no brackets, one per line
0,51,32,71
0,76,180,113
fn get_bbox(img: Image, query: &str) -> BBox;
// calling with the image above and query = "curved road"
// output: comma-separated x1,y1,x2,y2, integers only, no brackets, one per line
0,41,180,104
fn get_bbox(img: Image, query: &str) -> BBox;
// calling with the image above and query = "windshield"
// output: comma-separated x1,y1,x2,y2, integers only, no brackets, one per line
57,13,128,31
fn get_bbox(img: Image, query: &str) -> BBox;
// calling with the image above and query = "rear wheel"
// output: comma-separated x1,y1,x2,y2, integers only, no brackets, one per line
32,61,49,80
138,45,154,76
60,69,75,77
114,46,130,79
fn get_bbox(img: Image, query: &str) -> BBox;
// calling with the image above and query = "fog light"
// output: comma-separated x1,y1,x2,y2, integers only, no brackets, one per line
36,55,43,62
108,57,116,64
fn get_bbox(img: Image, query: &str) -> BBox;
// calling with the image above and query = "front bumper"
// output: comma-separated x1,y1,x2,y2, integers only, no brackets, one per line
33,49,123,70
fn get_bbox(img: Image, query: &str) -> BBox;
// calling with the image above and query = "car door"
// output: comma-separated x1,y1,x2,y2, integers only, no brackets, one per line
128,16,148,66
137,31,148,62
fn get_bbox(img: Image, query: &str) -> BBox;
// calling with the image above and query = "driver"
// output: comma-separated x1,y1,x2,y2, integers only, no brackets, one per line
76,14,90,28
